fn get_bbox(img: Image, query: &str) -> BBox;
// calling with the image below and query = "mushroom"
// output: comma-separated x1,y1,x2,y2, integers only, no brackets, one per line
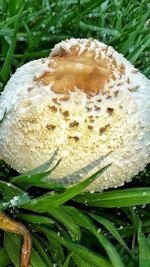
0,38,150,192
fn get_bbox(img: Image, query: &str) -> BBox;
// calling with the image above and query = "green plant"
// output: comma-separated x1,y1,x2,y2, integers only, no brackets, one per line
0,1,150,266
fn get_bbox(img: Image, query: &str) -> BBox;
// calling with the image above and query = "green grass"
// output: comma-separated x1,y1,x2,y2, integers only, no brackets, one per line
0,0,150,266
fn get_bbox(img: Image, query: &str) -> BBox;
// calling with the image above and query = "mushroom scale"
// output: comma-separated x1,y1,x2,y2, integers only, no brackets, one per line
0,38,150,192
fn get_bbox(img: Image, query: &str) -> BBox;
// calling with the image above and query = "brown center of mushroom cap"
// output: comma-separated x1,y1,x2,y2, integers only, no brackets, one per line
39,46,113,95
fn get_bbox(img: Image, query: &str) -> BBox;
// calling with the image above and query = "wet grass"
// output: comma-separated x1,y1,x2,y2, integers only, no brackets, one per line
0,0,150,266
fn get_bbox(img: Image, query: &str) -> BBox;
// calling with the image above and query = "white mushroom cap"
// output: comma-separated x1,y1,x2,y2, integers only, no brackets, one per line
0,38,150,191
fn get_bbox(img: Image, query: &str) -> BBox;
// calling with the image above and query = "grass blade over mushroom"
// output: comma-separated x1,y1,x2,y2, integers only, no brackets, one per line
22,164,110,212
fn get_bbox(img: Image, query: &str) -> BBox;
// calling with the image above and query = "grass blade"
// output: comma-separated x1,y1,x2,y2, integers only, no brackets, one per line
11,149,63,188
41,237,65,264
18,213,55,225
4,233,48,267
75,188,150,207
0,180,30,211
0,5,24,83
138,221,150,267
22,165,110,212
90,213,131,254
72,254,92,267
4,233,20,267
63,253,72,267
42,227,113,267
63,206,125,267
48,207,81,241
47,153,110,186
32,235,53,267
0,248,11,267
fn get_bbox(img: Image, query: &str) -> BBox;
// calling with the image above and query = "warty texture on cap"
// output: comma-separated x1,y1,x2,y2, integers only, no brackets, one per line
0,38,150,192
